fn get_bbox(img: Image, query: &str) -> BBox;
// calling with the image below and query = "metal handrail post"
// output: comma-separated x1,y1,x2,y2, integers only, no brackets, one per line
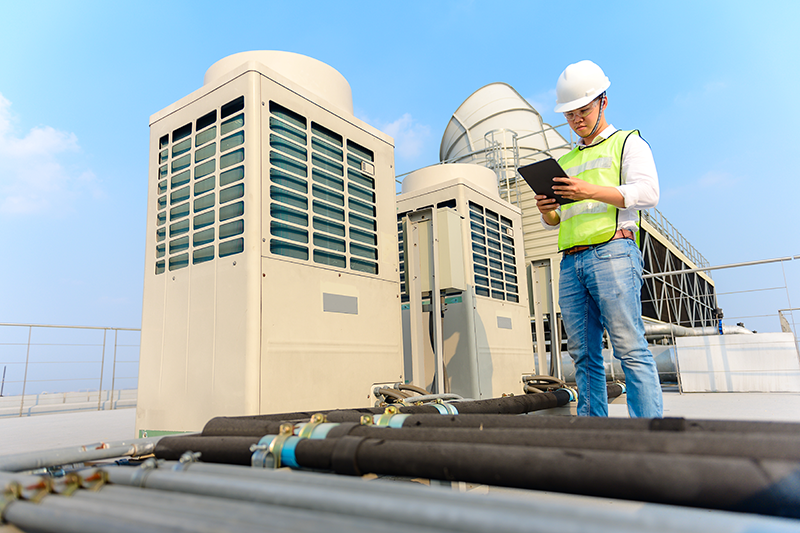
19,326,32,417
110,328,118,410
97,329,107,411
780,262,797,344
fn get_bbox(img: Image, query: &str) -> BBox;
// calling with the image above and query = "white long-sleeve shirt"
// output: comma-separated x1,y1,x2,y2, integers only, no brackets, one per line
541,125,659,232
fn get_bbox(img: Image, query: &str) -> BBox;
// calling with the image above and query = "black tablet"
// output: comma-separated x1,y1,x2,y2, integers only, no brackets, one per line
518,158,575,205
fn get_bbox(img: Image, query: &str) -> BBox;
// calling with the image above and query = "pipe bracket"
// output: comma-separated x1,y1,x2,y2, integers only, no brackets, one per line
131,457,160,486
267,423,294,469
0,481,22,514
54,473,81,497
376,406,400,426
250,439,274,469
432,399,459,415
297,413,327,439
80,470,107,493
557,387,578,402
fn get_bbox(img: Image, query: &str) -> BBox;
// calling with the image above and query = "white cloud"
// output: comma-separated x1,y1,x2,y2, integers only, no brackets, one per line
525,88,557,118
0,93,99,216
375,113,432,162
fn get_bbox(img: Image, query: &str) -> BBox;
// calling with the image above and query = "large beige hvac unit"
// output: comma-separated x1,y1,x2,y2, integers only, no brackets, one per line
137,51,403,435
397,164,534,399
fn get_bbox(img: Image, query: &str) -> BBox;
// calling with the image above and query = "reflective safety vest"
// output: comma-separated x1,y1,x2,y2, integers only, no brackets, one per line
556,129,639,251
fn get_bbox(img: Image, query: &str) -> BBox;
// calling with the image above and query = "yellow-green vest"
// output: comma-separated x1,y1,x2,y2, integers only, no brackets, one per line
557,130,639,251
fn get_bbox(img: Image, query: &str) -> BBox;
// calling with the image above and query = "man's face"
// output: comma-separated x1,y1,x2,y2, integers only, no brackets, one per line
564,98,601,137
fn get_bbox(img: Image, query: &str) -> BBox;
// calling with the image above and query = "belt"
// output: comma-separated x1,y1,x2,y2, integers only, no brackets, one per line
563,229,635,255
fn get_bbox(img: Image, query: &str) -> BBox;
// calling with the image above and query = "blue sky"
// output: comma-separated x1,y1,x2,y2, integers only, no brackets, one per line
1,0,799,336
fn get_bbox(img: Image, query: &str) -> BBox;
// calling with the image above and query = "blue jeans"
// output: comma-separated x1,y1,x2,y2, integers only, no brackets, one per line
559,239,663,418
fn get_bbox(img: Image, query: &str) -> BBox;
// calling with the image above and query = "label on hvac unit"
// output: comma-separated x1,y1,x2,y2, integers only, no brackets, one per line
323,293,359,315
360,160,375,176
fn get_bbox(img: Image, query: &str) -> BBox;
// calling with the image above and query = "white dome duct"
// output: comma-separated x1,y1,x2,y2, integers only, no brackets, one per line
204,51,353,115
401,163,500,199
439,82,571,167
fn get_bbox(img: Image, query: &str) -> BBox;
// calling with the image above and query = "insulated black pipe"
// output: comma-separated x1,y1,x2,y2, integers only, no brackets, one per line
288,436,800,518
201,389,574,436
201,418,289,437
155,436,260,465
153,427,800,517
167,415,800,465
323,423,800,462
370,413,800,435
203,411,799,437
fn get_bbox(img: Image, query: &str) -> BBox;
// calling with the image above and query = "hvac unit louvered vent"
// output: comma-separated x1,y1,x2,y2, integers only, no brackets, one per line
267,101,379,275
468,201,519,302
154,96,247,274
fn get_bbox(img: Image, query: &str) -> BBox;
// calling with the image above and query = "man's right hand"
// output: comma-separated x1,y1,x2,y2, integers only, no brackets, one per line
535,195,560,226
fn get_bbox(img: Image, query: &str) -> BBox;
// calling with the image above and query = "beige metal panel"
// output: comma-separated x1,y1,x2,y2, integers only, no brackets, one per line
138,72,263,434
150,58,392,149
411,294,532,399
402,162,499,199
260,257,403,413
140,52,402,433
257,68,403,414
401,298,477,397
414,209,467,292
260,77,398,283
210,256,260,416
473,300,536,397
204,51,353,116
399,176,481,397
183,266,217,415
466,187,536,397
137,115,169,432
398,166,534,399
437,209,467,291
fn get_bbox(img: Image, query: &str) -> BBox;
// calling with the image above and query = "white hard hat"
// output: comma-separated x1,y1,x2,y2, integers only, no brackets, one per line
554,60,611,113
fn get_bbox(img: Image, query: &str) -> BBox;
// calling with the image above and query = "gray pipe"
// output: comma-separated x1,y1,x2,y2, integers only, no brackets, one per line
1,465,797,533
644,322,754,338
0,437,161,473
67,484,445,533
3,468,447,533
99,461,800,533
550,323,752,383
558,345,677,383
103,466,564,533
2,499,177,533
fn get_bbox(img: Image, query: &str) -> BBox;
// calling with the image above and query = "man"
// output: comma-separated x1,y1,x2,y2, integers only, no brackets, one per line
535,60,663,418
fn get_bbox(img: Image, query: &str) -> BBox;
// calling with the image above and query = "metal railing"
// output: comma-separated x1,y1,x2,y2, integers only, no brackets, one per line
642,208,710,268
641,255,800,348
0,323,140,417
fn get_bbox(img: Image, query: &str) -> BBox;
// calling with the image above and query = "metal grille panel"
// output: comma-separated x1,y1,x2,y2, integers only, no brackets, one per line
154,96,246,274
267,101,378,274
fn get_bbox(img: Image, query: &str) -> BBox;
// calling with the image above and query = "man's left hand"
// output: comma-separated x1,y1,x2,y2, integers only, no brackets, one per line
552,176,595,201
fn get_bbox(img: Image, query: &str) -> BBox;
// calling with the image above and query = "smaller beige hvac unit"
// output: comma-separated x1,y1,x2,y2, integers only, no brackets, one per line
137,51,403,436
397,164,534,399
